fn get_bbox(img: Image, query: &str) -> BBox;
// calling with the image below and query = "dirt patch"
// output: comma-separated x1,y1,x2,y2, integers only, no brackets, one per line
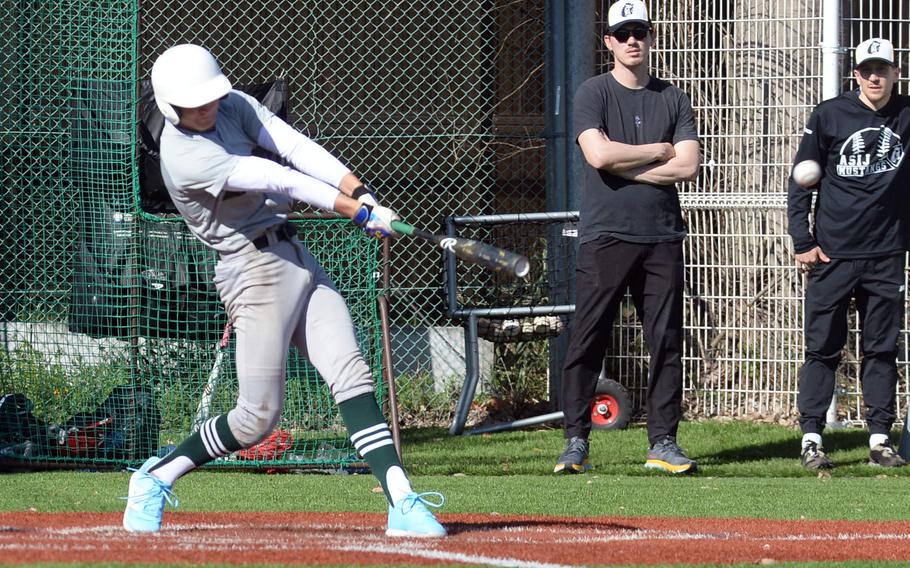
1,511,909,566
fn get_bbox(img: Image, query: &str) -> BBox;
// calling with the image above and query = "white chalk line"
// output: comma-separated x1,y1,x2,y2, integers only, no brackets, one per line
332,541,577,568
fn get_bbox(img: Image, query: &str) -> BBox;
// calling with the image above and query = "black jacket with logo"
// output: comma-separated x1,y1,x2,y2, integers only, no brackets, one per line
787,90,910,257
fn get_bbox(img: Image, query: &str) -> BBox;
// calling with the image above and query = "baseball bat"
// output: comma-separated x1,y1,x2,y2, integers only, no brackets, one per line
193,321,233,432
391,220,530,278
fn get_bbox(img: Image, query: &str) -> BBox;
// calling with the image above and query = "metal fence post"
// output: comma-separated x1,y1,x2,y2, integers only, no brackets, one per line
546,0,593,412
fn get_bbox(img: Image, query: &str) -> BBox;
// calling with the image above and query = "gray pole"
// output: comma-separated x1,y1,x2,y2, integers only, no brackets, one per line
821,0,842,429
546,0,594,413
566,0,594,213
545,0,567,213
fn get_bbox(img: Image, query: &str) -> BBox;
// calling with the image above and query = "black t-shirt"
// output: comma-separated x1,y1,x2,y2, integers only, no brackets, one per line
573,72,699,244
787,91,910,257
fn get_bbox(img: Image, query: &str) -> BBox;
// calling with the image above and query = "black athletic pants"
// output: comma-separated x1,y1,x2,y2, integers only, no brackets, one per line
798,254,904,436
561,236,685,445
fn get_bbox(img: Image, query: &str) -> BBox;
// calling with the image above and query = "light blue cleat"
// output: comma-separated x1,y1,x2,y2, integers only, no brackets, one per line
122,456,178,532
386,492,447,538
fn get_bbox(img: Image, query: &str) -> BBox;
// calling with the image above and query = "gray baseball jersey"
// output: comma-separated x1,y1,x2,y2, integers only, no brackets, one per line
160,90,349,254
160,90,292,254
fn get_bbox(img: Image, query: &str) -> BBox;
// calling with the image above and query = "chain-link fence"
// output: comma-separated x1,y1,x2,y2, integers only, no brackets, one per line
2,1,910,469
597,0,910,425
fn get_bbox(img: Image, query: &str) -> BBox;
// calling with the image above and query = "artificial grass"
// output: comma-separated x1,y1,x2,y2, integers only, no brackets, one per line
401,420,910,477
1,421,909,521
2,471,908,520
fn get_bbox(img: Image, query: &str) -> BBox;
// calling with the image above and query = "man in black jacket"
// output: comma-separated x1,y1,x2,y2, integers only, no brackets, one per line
788,37,910,470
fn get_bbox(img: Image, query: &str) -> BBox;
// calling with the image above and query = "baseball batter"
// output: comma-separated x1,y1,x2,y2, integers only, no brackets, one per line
122,44,446,538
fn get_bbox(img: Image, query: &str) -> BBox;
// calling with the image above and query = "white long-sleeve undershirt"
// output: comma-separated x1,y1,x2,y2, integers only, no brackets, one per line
255,113,350,190
224,155,340,212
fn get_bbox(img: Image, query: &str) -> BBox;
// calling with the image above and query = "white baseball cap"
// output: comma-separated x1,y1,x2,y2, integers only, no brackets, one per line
607,0,651,33
854,38,895,67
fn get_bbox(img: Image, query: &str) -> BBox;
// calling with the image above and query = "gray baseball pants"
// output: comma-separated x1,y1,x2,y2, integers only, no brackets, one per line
213,236,374,447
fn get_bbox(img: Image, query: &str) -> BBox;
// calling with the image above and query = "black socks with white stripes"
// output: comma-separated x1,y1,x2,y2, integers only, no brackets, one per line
147,395,411,505
338,392,411,506
149,414,241,485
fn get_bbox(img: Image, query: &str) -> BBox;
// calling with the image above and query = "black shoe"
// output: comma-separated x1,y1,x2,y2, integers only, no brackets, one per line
869,441,907,468
554,436,590,474
800,441,834,470
645,437,697,474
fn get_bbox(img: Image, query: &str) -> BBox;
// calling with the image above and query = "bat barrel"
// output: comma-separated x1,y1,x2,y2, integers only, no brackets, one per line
513,257,530,278
393,220,530,279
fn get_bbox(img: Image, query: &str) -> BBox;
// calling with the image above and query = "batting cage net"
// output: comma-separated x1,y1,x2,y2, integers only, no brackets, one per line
0,1,381,468
2,0,910,470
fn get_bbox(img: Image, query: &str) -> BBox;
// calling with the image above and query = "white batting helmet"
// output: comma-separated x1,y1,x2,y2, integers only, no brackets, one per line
151,44,232,125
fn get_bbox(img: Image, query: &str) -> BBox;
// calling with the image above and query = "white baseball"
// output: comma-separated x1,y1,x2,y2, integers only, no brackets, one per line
792,160,822,187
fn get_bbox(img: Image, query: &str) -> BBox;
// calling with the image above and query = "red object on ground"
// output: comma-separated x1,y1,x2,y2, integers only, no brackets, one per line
590,393,620,427
235,428,293,461
58,417,114,456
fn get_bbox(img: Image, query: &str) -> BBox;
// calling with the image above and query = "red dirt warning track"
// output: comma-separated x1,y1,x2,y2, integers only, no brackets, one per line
2,512,910,566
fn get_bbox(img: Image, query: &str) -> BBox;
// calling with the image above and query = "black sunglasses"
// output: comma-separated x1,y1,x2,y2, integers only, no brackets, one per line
612,27,650,42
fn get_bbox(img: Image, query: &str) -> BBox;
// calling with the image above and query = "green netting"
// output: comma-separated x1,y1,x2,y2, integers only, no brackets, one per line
0,1,382,469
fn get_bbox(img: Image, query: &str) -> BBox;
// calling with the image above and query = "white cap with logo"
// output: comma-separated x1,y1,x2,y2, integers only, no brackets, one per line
854,38,895,67
607,0,651,33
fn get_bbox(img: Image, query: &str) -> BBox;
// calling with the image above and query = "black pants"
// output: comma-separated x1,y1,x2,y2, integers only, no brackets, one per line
561,236,684,445
798,255,904,436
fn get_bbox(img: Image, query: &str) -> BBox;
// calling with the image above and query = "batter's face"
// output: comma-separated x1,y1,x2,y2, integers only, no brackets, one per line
605,25,652,69
854,61,899,109
176,99,220,132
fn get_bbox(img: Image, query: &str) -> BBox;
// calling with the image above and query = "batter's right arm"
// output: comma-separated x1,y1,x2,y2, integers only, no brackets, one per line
231,90,352,189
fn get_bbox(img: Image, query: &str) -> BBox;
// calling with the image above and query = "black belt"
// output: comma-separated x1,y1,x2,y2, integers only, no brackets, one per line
252,223,296,250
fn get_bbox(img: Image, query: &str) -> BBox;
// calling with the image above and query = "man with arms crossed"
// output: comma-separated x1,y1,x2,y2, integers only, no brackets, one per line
555,0,700,474
788,38,910,470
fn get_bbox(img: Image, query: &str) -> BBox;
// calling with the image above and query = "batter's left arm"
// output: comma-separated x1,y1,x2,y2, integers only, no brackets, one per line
255,116,351,187
258,118,377,205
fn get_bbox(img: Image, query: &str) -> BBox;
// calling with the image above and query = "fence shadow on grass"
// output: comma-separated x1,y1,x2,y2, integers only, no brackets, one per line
698,429,875,465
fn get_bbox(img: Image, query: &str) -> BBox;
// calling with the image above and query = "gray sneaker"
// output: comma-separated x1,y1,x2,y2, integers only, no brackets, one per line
800,441,834,470
554,436,591,474
645,437,697,474
869,441,907,468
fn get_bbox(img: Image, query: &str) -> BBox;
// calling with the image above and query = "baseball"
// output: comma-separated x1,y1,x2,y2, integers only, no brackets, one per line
792,159,821,187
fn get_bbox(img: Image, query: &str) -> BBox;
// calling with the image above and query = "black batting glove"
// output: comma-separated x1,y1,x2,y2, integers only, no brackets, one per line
352,182,378,206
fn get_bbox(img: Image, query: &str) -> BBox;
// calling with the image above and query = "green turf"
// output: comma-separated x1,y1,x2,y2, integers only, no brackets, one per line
2,470,908,520
400,420,910,477
2,421,909,519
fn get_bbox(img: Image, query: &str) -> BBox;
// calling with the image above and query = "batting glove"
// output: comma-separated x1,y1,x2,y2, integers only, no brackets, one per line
352,203,400,239
351,182,379,207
